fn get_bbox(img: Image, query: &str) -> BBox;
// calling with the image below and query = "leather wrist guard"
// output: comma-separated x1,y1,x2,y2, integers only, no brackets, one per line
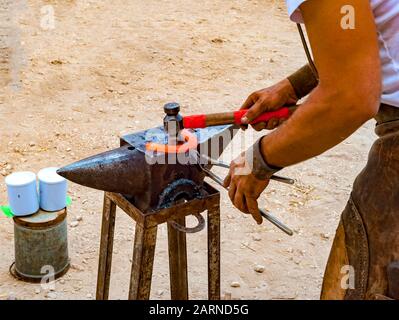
246,137,282,180
287,64,319,100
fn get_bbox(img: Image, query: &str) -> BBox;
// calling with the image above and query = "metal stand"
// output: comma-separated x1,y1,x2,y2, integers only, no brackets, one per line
96,182,221,300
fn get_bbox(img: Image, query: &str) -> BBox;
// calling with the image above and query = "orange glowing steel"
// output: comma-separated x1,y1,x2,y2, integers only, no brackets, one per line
145,129,198,154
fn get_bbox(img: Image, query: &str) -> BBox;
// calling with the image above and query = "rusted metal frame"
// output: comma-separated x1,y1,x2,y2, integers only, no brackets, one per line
168,216,189,300
147,198,213,227
107,183,219,226
207,197,221,300
107,190,217,228
128,220,158,300
101,183,221,300
200,182,220,198
96,193,117,300
146,183,220,227
106,192,146,226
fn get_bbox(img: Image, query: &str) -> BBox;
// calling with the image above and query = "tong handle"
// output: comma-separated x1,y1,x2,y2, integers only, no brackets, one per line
201,166,293,236
259,210,294,236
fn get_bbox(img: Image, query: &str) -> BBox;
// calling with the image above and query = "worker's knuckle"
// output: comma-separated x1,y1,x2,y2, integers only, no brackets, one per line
246,110,255,118
258,96,267,104
251,91,259,98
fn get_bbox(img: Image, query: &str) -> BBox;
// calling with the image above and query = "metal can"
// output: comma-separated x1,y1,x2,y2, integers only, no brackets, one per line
12,208,70,282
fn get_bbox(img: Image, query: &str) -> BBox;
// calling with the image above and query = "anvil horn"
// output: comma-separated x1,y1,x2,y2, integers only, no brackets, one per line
57,144,150,196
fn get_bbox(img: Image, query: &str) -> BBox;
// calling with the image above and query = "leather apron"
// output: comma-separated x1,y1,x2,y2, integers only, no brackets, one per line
321,104,399,300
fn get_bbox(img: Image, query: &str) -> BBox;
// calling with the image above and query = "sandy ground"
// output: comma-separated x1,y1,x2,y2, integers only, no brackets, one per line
0,0,377,300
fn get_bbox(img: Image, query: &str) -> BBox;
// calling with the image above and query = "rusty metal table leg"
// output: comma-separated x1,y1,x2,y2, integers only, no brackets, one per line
96,193,117,300
128,223,158,300
207,203,221,300
168,217,189,300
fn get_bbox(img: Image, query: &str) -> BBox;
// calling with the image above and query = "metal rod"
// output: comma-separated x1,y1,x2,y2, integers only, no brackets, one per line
259,211,294,236
199,165,293,236
195,151,295,185
270,175,295,185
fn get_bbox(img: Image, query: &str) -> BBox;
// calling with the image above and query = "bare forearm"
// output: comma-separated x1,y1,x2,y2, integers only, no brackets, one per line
261,86,377,168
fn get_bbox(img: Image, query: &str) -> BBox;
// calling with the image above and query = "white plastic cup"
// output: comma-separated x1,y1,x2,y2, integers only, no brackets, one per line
38,167,67,212
5,171,39,217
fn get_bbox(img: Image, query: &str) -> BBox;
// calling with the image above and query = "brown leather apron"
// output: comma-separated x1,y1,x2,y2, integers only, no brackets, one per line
321,103,399,300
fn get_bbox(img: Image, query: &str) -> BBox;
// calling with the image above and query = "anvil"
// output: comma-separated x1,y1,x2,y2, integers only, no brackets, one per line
57,125,238,212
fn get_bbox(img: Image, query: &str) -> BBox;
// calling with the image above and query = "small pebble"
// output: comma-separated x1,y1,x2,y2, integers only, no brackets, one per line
223,292,232,300
76,215,83,222
156,290,164,297
86,293,93,299
254,265,265,273
7,293,17,300
46,292,57,299
252,234,262,241
70,221,79,228
230,281,240,288
29,142,36,147
71,263,85,271
320,233,330,240
35,288,41,294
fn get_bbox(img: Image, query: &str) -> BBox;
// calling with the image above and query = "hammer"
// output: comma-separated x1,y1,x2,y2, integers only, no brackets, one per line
163,102,296,142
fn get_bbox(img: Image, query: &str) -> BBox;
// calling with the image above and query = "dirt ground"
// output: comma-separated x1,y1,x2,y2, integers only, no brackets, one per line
0,0,377,300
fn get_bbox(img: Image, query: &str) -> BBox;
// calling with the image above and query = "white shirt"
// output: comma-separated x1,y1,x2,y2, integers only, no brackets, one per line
286,0,399,107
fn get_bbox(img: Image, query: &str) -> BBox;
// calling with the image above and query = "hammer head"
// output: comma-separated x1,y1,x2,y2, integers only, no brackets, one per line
163,102,184,144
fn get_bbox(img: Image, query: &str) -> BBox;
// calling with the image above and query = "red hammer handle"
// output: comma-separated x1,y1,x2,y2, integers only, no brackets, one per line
183,106,294,129
233,107,291,125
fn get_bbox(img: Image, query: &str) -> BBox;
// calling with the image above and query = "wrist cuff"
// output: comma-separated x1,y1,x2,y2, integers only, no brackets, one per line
246,137,282,180
287,64,319,100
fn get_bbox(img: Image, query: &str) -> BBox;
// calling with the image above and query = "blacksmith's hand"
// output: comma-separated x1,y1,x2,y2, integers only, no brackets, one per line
240,78,298,131
223,153,269,225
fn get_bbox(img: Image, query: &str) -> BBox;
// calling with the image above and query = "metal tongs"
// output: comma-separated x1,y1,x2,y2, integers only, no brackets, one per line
191,150,294,236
